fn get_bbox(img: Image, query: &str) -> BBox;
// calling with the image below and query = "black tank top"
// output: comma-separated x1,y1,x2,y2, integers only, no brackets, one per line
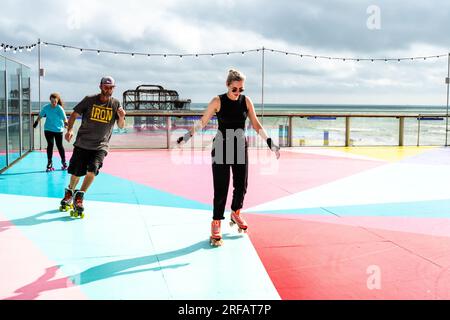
216,93,248,134
212,94,249,164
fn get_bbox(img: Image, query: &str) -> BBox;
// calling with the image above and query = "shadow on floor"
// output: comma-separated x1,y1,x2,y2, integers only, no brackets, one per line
0,209,74,232
5,234,243,299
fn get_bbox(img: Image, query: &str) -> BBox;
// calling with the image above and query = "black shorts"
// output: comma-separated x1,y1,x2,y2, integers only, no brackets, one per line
68,146,108,177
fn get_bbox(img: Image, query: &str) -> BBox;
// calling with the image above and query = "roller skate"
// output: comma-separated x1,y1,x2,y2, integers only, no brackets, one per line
46,161,55,172
70,190,85,219
59,188,73,212
61,161,68,170
230,210,248,233
210,220,223,246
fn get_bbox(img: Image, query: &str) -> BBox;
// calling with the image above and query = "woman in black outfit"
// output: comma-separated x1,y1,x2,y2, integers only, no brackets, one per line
177,69,280,246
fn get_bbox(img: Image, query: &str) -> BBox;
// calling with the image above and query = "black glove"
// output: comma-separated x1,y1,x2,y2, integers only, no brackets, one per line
267,138,280,152
177,132,192,144
33,121,39,129
267,138,281,159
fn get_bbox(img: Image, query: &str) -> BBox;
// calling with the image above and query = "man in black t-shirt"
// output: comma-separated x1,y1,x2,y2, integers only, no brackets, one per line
59,76,126,218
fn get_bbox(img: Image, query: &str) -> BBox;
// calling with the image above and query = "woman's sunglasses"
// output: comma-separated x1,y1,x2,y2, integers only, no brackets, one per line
231,87,244,93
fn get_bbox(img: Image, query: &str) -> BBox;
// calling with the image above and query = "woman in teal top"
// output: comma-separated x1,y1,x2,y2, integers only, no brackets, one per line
33,93,68,171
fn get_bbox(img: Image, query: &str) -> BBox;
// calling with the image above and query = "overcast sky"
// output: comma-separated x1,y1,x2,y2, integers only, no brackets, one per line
2,0,450,106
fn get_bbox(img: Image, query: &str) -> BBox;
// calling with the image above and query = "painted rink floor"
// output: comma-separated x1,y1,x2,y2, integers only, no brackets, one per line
2,146,450,299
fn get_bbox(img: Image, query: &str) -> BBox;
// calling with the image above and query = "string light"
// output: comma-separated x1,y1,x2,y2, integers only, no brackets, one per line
1,40,449,63
267,48,448,62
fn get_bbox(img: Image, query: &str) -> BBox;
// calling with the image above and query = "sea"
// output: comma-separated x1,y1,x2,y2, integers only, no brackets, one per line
32,102,450,147
32,102,449,114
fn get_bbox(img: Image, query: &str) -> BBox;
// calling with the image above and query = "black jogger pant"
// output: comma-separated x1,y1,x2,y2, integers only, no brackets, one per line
44,130,65,163
212,140,248,220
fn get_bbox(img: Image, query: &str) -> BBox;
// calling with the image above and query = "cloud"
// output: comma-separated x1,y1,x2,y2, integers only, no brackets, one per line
1,0,449,105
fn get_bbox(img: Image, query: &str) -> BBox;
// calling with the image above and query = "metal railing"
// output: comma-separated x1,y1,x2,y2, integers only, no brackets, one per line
31,111,450,150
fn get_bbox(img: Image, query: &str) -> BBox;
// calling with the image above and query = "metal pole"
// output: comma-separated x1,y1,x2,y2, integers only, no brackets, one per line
31,113,34,150
29,77,32,150
4,65,9,166
38,38,42,150
18,70,22,156
288,116,293,147
166,116,171,149
261,46,265,126
345,116,351,147
399,116,404,146
417,115,421,147
445,53,450,146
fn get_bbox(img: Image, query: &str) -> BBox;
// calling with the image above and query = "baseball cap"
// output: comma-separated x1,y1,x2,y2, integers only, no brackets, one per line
100,76,115,86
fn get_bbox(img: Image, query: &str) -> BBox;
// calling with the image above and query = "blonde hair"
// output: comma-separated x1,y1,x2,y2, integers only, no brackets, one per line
226,69,246,85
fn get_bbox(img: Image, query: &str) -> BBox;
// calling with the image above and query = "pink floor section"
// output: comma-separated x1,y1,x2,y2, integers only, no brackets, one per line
0,213,86,300
101,149,384,209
